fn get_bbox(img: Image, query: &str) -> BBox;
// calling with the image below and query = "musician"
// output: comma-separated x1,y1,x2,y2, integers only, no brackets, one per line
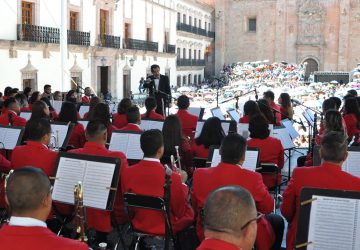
343,97,360,143
257,99,275,125
11,118,57,176
90,103,118,142
83,96,100,120
121,129,194,235
41,84,53,100
192,134,284,250
247,115,284,188
53,91,63,101
81,87,92,105
141,97,164,120
176,95,198,139
0,167,87,250
112,98,131,129
15,93,30,112
0,97,27,127
239,100,260,124
143,64,171,116
281,131,360,250
263,91,281,125
119,105,142,132
192,117,225,158
69,120,129,242
28,91,41,111
40,97,58,121
197,186,258,250
278,93,293,120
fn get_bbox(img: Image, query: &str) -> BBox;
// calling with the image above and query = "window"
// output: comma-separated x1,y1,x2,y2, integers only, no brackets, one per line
183,14,186,23
69,11,78,31
189,16,192,25
188,74,191,85
208,23,211,31
248,18,256,32
124,23,130,40
183,48,186,59
146,28,152,41
194,50,197,60
100,9,109,35
198,50,201,60
199,20,201,29
205,22,207,31
182,76,187,86
198,75,201,83
194,75,197,84
189,49,192,60
177,12,180,23
22,1,33,25
194,18,197,27
177,48,180,59
177,76,181,87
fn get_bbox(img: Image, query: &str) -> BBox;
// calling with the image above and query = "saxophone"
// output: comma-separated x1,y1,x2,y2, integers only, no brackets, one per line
74,181,87,243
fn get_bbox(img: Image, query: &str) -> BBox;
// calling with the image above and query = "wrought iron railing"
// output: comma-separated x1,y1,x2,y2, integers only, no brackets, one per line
124,38,158,52
99,34,121,48
68,30,90,46
176,23,215,38
176,59,206,67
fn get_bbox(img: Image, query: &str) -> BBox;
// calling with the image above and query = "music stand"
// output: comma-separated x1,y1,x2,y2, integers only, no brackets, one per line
79,105,89,119
188,107,205,120
0,125,24,150
19,111,32,121
50,122,74,149
195,120,231,138
227,109,240,122
108,131,143,160
52,152,121,210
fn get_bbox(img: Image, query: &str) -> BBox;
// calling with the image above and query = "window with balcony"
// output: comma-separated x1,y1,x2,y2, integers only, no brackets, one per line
125,23,131,40
199,20,202,29
183,48,186,59
189,16,192,25
198,50,201,60
69,11,78,31
208,23,211,31
22,1,33,25
193,50,197,60
189,49,192,60
194,75,197,84
177,48,180,59
194,18,197,27
100,9,109,36
205,21,207,31
177,12,180,23
183,14,186,23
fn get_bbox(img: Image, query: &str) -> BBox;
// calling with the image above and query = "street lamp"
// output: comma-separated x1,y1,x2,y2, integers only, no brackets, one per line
129,58,135,67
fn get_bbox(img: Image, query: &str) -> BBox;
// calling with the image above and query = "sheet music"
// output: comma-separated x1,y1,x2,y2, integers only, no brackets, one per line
79,105,89,118
305,109,315,123
78,120,89,129
0,127,22,150
20,112,32,121
342,151,360,178
281,119,299,139
188,107,202,118
307,195,360,250
211,108,225,120
210,149,221,167
109,133,142,159
52,157,116,210
228,110,240,122
272,128,295,150
195,121,230,138
237,123,274,139
140,120,164,131
242,150,258,171
50,124,69,148
51,100,63,114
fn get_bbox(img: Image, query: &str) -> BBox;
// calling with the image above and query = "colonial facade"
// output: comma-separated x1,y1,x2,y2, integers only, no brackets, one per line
214,0,360,77
0,0,214,99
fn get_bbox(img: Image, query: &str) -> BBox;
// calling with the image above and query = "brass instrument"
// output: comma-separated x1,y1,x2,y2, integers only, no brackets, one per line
174,146,182,170
50,130,60,151
74,181,87,243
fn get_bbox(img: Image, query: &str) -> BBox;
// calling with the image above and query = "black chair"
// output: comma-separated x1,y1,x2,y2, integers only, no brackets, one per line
192,157,207,168
123,192,176,250
256,163,282,207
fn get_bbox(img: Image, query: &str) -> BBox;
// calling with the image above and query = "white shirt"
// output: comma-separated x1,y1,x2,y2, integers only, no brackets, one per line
9,216,47,228
154,78,160,90
143,157,160,162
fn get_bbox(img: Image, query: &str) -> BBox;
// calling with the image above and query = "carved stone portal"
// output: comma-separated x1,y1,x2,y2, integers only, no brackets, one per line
297,0,326,45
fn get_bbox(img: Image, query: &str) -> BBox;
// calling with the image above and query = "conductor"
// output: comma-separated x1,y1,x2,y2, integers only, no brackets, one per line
143,64,171,116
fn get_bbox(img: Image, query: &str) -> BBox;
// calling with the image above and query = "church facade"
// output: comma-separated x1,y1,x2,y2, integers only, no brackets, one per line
213,0,360,76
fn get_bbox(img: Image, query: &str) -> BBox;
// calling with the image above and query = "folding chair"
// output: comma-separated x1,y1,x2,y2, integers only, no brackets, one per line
256,163,282,207
123,193,177,250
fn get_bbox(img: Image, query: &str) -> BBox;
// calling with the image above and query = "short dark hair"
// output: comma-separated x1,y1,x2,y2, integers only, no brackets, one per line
4,97,17,109
320,131,347,163
44,84,51,90
29,101,49,120
58,102,78,124
329,97,341,110
322,98,336,113
29,91,40,104
150,64,160,72
220,134,247,164
117,98,132,114
263,90,275,101
26,118,51,141
86,120,107,138
249,114,270,139
90,103,111,125
23,87,32,97
177,95,190,109
140,129,163,157
347,89,358,97
4,86,12,97
126,105,140,123
6,167,51,214
144,97,157,118
204,186,256,235
243,100,260,117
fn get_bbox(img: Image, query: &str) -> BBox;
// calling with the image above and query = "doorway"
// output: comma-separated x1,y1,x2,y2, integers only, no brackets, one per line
123,73,131,98
100,66,109,95
304,58,319,81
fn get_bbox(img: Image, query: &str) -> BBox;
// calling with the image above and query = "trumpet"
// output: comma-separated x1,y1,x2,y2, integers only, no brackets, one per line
74,181,87,243
50,130,60,151
174,146,182,170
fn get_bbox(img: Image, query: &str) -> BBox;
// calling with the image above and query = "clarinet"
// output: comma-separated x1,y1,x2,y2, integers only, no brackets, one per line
8,113,13,126
310,113,318,157
174,146,182,170
74,181,87,243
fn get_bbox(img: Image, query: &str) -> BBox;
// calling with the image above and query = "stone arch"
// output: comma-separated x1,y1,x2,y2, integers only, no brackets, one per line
302,57,319,80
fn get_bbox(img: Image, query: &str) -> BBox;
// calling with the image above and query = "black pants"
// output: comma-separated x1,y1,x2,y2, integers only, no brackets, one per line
265,214,284,250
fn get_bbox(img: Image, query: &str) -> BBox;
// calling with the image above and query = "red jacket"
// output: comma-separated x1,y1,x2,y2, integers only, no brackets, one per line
247,136,284,187
11,141,57,176
68,123,86,148
280,162,360,250
141,110,164,120
0,225,87,250
270,102,281,126
192,142,209,158
20,106,31,112
112,113,127,129
239,115,250,123
191,162,275,250
121,159,194,235
69,141,129,232
107,124,118,142
343,113,360,141
119,123,142,132
196,238,239,250
0,155,11,208
0,110,27,127
176,109,198,139
81,95,90,105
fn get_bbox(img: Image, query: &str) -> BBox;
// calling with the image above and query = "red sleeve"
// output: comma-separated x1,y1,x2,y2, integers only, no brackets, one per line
278,140,284,169
181,139,193,175
0,155,11,172
170,173,194,219
252,173,274,214
280,168,298,222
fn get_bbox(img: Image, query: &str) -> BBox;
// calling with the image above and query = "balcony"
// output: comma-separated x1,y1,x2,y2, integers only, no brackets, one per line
99,34,121,48
124,38,158,52
68,30,90,46
17,24,90,46
177,59,206,67
176,23,215,38
164,44,176,53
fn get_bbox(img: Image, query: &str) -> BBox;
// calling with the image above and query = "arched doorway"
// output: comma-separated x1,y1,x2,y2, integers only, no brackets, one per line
303,58,319,81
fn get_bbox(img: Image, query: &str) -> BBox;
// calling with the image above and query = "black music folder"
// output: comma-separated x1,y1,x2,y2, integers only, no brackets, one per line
108,131,142,160
52,152,121,210
295,187,360,250
50,122,74,149
188,107,205,120
195,120,231,138
0,125,24,150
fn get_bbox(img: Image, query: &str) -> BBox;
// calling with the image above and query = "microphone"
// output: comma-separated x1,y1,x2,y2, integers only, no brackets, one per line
291,99,302,105
300,119,307,132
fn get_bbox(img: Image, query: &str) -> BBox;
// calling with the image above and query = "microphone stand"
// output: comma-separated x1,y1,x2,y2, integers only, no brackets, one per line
219,89,257,111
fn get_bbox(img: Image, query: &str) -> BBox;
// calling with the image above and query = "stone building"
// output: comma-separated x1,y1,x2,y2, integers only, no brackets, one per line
214,0,360,77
